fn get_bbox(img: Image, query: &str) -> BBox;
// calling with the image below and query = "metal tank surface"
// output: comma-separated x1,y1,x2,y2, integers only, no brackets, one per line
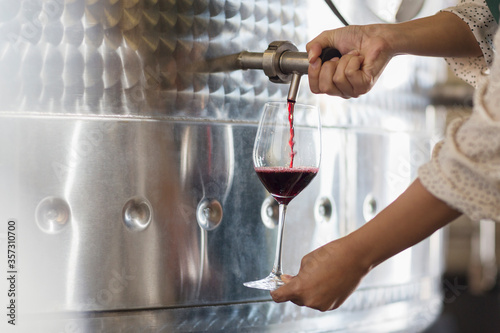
0,0,449,332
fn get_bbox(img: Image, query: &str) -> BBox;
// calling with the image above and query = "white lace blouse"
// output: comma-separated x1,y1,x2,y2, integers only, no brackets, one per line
418,0,500,222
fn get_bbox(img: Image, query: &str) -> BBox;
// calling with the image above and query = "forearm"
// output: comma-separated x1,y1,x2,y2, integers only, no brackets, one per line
381,11,482,58
270,179,462,311
348,178,461,271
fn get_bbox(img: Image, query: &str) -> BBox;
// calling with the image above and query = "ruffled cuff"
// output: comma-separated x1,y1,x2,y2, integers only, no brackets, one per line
418,80,500,222
441,0,497,87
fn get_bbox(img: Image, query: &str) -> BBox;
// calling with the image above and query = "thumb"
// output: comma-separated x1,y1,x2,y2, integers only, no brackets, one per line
270,275,296,303
281,274,294,283
307,43,323,63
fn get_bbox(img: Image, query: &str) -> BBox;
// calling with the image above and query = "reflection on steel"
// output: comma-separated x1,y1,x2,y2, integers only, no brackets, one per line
261,195,280,229
196,198,224,230
122,196,153,231
35,196,71,234
0,0,446,332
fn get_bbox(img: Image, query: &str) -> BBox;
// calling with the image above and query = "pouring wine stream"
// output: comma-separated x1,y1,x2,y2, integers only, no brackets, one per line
285,46,341,167
286,73,301,168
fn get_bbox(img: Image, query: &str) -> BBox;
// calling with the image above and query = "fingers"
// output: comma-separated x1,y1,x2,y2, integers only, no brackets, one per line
306,27,380,97
331,52,366,98
269,274,295,303
306,33,337,94
270,277,303,305
270,279,333,312
343,55,372,96
306,42,323,64
309,51,372,98
307,39,340,94
270,286,287,303
306,30,336,55
308,58,323,94
316,57,341,96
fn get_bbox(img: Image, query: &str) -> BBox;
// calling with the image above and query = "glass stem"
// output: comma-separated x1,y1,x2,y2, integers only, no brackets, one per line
271,203,287,278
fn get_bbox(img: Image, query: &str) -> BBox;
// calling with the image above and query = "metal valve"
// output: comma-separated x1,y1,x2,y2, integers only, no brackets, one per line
237,41,340,81
237,41,341,101
198,41,342,102
262,41,301,84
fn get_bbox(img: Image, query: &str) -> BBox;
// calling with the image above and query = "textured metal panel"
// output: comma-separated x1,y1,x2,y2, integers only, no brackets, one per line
0,0,309,120
1,116,262,312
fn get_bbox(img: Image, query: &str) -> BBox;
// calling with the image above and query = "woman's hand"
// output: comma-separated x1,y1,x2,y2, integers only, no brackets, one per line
306,11,483,98
307,25,394,98
270,236,371,311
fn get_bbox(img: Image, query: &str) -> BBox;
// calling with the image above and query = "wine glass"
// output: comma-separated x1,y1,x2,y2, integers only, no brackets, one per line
244,101,321,290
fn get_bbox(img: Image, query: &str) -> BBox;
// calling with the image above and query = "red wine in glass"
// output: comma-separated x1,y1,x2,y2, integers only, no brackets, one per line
255,166,318,205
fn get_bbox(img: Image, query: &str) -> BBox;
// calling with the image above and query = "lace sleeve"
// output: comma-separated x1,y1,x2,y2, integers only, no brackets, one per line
441,0,497,87
418,29,500,223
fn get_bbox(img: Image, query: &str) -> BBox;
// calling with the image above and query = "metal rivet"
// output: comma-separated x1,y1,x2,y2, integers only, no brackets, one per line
315,196,334,224
196,198,223,230
35,197,70,234
363,194,377,222
123,196,152,231
260,196,279,229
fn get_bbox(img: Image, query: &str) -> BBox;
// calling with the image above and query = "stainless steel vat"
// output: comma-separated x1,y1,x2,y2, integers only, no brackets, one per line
0,0,448,332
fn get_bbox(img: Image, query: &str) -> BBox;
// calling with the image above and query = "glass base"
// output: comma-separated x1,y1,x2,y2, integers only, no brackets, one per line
243,273,284,291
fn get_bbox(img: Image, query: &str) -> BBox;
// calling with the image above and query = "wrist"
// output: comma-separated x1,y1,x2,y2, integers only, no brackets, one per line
359,23,400,61
333,232,376,275
370,23,405,57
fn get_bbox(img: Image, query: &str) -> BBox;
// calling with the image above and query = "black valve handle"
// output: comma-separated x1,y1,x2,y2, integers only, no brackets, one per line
286,48,341,102
320,47,342,62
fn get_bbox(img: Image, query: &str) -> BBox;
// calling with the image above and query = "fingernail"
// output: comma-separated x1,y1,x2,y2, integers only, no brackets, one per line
308,52,313,62
311,58,321,69
348,50,359,55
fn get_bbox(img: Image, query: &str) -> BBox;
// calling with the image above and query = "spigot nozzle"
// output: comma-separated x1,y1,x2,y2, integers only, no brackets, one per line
287,73,302,102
